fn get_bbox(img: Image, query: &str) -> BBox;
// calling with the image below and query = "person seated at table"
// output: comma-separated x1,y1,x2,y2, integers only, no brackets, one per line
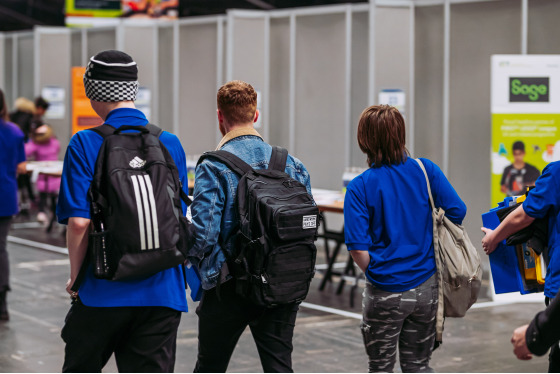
25,124,61,224
344,105,466,373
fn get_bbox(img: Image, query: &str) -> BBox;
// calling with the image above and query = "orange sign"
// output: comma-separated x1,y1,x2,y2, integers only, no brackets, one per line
72,67,102,135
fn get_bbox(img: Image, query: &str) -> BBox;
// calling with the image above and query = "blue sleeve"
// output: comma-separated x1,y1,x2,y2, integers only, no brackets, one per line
421,158,467,225
523,163,559,219
56,135,94,224
187,161,226,266
344,177,371,251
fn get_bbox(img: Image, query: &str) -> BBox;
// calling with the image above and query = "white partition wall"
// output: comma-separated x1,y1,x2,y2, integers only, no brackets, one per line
294,12,347,190
177,18,223,155
34,28,73,154
227,11,269,140
86,28,117,60
120,23,159,123
158,25,174,133
528,0,560,54
0,35,5,93
15,33,35,105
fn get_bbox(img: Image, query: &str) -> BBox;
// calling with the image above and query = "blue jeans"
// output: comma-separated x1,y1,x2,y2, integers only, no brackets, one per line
361,273,438,373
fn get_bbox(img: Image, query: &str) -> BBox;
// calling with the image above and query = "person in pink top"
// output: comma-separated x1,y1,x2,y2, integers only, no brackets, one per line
25,124,61,223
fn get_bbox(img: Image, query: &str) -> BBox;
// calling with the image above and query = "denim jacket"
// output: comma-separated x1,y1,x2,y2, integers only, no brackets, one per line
188,129,313,290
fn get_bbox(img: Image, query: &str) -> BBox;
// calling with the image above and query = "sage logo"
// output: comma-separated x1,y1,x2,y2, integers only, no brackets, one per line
510,77,549,102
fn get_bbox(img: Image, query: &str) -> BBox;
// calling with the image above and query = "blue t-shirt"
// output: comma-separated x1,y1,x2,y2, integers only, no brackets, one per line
344,157,467,292
523,161,560,298
57,108,188,311
0,120,26,217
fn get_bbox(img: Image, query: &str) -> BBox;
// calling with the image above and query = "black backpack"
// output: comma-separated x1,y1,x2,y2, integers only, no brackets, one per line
83,123,192,282
197,146,319,307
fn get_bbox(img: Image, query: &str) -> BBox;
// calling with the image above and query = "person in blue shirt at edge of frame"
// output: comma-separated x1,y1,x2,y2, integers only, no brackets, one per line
0,88,27,322
187,80,313,373
56,50,189,373
483,158,560,372
343,105,466,373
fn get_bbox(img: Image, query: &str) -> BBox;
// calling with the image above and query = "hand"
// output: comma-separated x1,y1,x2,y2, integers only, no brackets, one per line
481,227,498,255
511,324,533,360
66,278,78,299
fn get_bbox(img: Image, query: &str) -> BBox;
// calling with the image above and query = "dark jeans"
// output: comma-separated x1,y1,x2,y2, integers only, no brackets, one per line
61,298,181,373
194,280,299,373
0,216,12,293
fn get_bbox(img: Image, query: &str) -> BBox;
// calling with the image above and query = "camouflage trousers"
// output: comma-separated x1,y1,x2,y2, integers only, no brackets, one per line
361,273,438,373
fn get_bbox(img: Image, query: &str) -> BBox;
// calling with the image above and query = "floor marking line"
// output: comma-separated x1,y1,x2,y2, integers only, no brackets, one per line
8,309,60,330
7,236,68,255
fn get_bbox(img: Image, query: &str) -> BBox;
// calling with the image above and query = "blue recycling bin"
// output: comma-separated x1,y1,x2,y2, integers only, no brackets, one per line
482,197,541,295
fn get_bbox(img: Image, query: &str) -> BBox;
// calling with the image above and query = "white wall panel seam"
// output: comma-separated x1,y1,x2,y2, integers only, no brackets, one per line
178,15,223,26
116,22,124,51
33,30,40,96
226,11,234,81
368,0,376,105
173,22,180,136
152,24,159,125
217,17,225,143
289,14,296,153
0,35,4,90
81,28,88,66
409,3,415,157
521,0,528,54
345,5,352,168
443,0,450,174
12,34,17,101
264,14,271,141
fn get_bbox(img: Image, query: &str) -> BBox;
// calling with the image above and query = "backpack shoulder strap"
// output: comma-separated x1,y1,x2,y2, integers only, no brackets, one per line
197,150,253,177
88,123,116,139
268,146,288,172
145,123,163,138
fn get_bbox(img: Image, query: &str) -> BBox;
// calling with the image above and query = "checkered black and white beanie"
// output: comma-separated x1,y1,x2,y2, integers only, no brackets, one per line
83,50,139,102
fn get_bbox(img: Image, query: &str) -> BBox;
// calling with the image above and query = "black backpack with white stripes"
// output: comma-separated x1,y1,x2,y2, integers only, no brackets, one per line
86,123,192,281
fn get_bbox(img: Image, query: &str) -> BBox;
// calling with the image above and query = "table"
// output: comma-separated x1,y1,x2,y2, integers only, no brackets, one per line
25,161,63,232
312,189,359,298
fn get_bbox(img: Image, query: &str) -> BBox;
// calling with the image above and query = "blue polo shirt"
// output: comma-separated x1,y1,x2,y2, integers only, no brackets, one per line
523,161,560,298
57,108,188,311
0,120,26,217
344,157,467,292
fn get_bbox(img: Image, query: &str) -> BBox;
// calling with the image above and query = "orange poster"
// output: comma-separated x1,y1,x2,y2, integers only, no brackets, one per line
72,67,102,135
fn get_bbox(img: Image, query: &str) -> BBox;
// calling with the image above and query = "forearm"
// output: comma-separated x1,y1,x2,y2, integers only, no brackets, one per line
350,250,370,273
493,205,535,244
527,295,560,355
67,217,91,282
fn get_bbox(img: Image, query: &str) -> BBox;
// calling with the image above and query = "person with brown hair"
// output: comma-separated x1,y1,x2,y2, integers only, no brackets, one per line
344,105,466,372
188,80,313,372
0,88,27,321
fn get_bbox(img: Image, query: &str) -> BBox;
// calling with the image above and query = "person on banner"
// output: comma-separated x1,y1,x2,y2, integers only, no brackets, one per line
482,159,560,372
0,88,27,322
187,80,313,372
56,50,189,372
501,140,540,197
344,105,466,373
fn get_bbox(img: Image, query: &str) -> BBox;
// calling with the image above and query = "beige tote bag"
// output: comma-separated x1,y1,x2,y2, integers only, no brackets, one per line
416,159,483,342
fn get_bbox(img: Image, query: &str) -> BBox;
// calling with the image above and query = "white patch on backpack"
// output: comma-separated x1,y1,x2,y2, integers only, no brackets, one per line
129,156,146,168
302,215,317,229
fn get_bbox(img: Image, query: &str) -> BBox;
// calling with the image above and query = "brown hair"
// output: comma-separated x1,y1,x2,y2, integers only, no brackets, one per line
357,105,409,167
217,80,257,125
0,89,8,121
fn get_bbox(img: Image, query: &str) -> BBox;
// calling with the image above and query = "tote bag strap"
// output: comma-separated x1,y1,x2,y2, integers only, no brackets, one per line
415,158,435,210
415,157,445,343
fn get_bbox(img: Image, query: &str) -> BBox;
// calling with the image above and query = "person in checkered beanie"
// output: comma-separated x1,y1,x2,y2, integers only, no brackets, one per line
57,50,189,372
